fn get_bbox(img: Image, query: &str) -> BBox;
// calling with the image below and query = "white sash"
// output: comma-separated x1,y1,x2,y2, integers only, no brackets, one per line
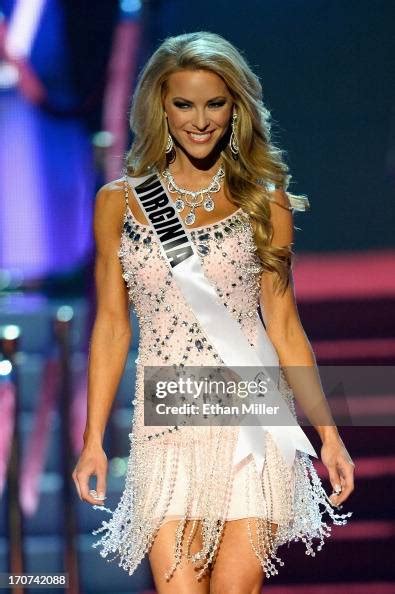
126,171,318,472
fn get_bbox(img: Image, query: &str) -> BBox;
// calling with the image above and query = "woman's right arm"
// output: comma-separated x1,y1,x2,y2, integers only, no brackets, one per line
72,182,132,505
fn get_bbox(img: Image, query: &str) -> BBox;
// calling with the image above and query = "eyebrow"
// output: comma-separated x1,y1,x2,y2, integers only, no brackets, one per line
171,96,228,103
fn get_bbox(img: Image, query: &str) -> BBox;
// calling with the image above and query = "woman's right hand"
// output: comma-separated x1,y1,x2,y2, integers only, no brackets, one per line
72,443,108,505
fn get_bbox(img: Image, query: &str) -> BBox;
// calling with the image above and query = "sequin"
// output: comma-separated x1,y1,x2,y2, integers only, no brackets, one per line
92,194,352,583
197,244,210,256
194,231,210,242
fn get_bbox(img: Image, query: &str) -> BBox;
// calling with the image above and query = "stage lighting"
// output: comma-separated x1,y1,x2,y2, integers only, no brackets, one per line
0,61,19,88
120,0,142,16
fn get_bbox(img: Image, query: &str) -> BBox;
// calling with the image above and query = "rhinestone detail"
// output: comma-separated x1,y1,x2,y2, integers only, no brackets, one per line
91,193,353,583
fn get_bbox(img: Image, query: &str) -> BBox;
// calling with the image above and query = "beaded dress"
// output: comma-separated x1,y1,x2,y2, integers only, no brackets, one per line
91,181,352,582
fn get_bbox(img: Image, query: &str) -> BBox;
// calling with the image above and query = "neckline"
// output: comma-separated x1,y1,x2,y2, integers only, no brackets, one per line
125,205,244,231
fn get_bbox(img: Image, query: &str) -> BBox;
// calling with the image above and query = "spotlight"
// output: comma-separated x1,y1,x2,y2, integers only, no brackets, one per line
120,0,142,16
0,61,19,89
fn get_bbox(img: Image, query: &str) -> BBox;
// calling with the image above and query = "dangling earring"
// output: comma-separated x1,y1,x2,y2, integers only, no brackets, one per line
164,113,175,156
165,133,174,154
230,110,239,158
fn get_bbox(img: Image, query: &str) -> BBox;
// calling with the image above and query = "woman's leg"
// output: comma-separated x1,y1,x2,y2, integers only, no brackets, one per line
148,519,211,594
209,518,277,594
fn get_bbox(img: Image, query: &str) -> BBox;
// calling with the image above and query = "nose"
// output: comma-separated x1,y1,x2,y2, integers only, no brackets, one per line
192,108,210,131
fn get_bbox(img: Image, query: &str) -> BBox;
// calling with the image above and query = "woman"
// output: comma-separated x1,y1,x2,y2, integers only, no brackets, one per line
72,32,355,594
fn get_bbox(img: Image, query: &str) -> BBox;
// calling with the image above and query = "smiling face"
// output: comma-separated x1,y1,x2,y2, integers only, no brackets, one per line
162,69,234,161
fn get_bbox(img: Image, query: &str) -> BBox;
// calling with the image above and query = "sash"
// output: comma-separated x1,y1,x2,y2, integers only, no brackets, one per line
126,171,318,472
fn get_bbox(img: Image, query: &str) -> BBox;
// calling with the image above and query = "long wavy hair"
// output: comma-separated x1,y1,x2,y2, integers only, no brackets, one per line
125,31,309,295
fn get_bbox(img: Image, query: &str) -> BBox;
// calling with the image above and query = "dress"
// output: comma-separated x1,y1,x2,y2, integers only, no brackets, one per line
91,183,352,582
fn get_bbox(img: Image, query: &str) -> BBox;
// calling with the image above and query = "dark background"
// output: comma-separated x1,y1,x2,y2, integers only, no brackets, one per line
141,0,395,252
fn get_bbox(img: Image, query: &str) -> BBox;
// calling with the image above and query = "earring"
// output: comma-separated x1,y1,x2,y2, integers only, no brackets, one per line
165,133,174,154
230,111,239,158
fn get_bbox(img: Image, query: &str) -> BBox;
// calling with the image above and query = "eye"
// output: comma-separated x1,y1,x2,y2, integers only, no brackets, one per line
173,101,191,109
209,101,226,108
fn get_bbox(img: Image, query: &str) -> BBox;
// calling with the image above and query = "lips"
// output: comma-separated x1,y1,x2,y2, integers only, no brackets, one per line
186,131,215,144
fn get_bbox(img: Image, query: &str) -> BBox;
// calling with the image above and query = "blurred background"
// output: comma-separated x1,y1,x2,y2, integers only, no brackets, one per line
0,0,394,593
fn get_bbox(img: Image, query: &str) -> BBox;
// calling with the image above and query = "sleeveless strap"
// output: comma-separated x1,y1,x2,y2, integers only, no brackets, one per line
122,175,131,213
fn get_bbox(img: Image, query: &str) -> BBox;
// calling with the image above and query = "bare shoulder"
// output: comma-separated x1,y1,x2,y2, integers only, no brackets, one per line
94,178,126,232
93,178,127,251
267,188,294,247
267,187,292,211
95,178,125,212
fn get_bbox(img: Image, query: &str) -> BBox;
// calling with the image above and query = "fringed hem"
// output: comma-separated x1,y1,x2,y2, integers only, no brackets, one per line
91,426,352,582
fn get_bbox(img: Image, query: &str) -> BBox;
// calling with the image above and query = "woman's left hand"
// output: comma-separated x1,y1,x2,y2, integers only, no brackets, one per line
320,433,355,507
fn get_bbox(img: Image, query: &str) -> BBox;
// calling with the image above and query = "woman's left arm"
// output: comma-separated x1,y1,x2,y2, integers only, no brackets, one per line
259,188,355,507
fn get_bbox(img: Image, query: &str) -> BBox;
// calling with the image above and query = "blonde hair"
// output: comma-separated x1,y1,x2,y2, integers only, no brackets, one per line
125,31,309,295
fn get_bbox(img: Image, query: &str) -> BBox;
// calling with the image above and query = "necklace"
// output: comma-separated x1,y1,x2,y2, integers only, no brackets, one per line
161,164,225,226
